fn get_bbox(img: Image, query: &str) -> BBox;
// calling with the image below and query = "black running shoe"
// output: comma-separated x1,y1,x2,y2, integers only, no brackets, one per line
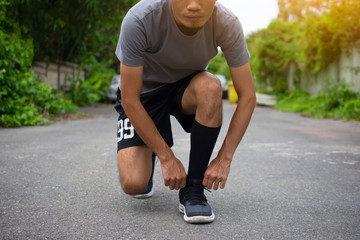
179,179,215,223
132,154,156,199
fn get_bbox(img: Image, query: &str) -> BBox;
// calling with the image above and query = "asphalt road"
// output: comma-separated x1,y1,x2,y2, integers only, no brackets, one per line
1,101,359,240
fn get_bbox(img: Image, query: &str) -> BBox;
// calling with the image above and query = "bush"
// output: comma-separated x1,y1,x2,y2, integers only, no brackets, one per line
82,56,117,101
0,2,78,127
276,84,360,121
303,1,360,73
65,75,102,106
207,52,230,80
64,56,117,106
0,69,78,127
247,19,303,93
247,1,360,91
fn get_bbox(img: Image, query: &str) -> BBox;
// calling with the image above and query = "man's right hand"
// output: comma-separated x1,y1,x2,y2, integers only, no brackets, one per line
120,63,187,190
160,156,187,190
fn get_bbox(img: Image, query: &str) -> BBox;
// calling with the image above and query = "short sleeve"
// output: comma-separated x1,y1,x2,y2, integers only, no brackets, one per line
215,7,250,67
115,11,147,67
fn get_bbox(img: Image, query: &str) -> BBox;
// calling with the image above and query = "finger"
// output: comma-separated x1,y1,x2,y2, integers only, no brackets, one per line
202,174,209,188
207,176,214,190
220,178,227,189
213,179,221,190
169,179,176,190
180,174,186,189
174,178,182,190
164,178,170,187
176,163,186,189
173,179,178,190
178,174,186,189
203,171,214,189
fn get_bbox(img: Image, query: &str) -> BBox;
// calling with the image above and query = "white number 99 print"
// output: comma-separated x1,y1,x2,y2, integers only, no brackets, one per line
117,118,135,142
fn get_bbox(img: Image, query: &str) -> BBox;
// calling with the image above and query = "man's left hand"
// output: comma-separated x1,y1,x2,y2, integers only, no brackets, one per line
202,158,231,190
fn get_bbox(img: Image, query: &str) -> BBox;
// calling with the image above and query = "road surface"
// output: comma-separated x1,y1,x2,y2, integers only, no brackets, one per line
1,102,359,239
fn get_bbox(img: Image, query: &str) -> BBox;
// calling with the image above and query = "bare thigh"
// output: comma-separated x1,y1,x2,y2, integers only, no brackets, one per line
117,145,153,195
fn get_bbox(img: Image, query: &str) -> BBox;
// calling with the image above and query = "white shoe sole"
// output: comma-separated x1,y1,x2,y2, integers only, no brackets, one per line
131,186,154,199
179,204,215,223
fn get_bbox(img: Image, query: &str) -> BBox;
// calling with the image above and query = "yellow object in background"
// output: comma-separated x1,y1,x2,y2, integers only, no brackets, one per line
228,82,238,103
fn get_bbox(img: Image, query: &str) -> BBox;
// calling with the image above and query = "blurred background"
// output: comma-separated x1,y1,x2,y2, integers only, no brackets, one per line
1,0,359,127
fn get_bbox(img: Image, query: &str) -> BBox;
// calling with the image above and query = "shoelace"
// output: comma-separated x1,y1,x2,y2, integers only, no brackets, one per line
184,183,211,205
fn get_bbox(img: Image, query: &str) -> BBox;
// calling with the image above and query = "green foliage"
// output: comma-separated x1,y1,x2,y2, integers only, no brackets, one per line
275,89,311,113
276,84,360,121
207,52,230,80
2,0,134,110
83,56,117,95
6,0,136,64
278,0,332,21
65,76,101,106
64,56,117,106
247,0,360,92
303,1,360,73
0,1,77,127
247,19,303,93
246,1,360,121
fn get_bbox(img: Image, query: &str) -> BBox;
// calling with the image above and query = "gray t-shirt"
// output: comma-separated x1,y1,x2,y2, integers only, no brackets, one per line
115,0,250,93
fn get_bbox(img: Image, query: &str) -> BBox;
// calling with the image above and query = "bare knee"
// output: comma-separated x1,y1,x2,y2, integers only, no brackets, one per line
194,74,223,125
120,176,148,195
117,146,153,195
208,76,223,99
197,74,223,103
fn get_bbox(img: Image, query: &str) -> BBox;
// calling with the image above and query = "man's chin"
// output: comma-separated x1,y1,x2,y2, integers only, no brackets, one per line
183,25,203,33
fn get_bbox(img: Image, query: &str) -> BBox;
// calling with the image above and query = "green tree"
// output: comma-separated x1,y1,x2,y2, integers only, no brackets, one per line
303,0,360,72
1,0,77,127
249,0,360,89
278,0,332,21
247,19,303,92
2,0,138,108
246,0,360,120
7,0,136,64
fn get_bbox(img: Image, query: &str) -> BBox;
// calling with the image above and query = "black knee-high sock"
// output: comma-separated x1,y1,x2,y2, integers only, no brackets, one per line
187,120,221,181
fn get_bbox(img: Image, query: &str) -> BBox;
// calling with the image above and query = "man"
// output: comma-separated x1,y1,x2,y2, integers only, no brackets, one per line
115,0,255,224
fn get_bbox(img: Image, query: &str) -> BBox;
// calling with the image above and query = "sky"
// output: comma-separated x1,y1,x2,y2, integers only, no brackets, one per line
219,0,279,36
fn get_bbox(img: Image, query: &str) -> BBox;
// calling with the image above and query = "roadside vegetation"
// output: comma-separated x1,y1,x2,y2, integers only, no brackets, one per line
0,1,76,127
0,0,137,127
209,1,360,121
1,0,359,127
275,85,360,121
246,0,360,121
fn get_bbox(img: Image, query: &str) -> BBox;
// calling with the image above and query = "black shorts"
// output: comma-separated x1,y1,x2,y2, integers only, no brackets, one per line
115,72,199,151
